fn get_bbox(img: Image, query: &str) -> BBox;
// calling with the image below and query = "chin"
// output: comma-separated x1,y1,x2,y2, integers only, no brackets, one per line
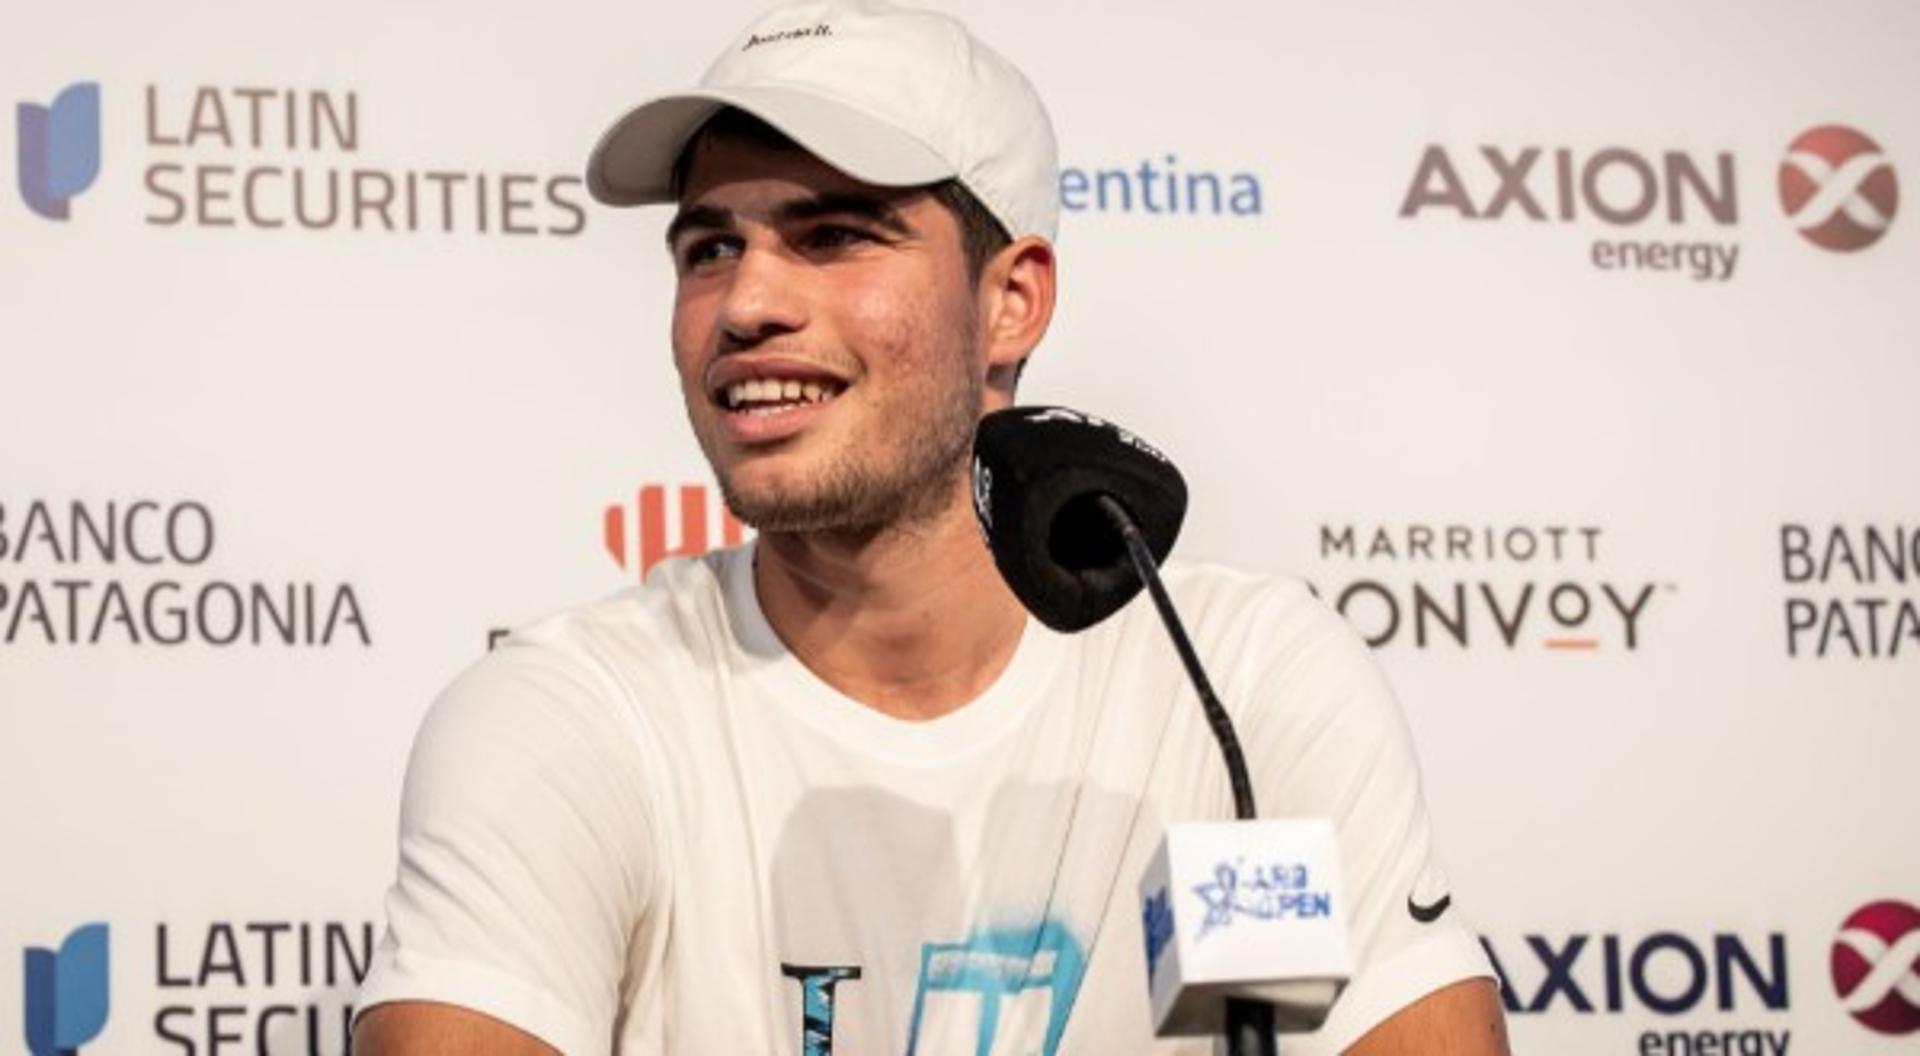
713,464,823,529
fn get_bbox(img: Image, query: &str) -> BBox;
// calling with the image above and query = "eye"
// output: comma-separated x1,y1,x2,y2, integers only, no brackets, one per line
803,224,878,253
677,234,741,271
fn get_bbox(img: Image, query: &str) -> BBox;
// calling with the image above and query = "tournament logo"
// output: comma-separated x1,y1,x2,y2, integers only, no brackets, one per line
1141,888,1174,985
23,923,110,1056
603,483,748,580
1780,126,1898,252
16,82,102,220
1831,900,1920,1036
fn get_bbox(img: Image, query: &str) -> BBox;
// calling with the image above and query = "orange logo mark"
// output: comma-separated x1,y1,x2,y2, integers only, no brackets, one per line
604,484,747,578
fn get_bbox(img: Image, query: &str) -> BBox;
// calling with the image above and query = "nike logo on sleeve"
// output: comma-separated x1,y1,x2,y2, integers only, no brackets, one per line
1408,893,1452,924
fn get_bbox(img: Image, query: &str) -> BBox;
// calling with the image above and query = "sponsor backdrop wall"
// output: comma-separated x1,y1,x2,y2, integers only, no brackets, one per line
3,1,1915,1053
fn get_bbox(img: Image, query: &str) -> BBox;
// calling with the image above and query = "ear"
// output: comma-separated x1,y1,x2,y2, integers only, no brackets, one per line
978,236,1056,400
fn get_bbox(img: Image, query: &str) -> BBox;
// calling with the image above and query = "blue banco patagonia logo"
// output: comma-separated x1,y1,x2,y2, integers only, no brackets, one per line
17,82,102,220
23,923,111,1056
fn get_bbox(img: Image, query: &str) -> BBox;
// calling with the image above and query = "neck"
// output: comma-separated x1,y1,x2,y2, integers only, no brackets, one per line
751,476,1028,721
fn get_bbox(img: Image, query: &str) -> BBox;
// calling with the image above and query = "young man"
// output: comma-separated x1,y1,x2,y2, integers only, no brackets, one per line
353,2,1509,1053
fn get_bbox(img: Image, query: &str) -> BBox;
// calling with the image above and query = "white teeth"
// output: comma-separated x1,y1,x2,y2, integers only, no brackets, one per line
723,376,843,409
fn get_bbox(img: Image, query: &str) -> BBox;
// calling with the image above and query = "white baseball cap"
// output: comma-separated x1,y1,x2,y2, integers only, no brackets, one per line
585,0,1059,241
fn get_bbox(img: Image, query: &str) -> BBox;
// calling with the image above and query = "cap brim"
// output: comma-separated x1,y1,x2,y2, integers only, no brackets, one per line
586,85,956,206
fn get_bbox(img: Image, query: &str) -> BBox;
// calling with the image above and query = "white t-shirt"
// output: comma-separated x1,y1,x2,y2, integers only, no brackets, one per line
356,543,1490,1054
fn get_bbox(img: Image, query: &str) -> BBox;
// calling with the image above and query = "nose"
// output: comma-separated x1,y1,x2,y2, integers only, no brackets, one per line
716,241,806,352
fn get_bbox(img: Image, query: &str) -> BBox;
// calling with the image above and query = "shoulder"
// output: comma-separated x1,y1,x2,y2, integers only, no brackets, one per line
464,545,745,710
410,547,746,796
497,546,741,672
1143,559,1400,758
1158,559,1317,621
1155,559,1366,682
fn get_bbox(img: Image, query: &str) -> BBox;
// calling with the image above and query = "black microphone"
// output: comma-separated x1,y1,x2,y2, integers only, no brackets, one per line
971,405,1309,1056
970,406,1187,632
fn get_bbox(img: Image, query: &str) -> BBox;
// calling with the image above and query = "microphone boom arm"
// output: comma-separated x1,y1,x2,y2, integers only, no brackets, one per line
1095,494,1257,821
1095,494,1278,1056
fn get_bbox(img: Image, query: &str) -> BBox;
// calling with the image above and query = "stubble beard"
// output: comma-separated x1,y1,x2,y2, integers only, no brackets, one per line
709,334,983,536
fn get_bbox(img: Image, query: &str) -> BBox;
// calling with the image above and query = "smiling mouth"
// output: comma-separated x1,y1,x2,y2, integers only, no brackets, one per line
719,376,846,416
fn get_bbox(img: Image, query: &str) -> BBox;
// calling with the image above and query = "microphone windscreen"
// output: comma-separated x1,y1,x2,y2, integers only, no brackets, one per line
971,406,1186,631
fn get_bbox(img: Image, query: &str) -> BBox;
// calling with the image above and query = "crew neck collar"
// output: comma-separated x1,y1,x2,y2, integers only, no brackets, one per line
722,540,1064,766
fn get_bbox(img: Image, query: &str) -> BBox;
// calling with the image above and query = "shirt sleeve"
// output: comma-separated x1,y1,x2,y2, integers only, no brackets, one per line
1236,584,1494,1055
354,640,661,1055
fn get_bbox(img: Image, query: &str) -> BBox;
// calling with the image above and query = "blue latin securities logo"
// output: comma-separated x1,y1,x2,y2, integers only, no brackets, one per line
23,923,111,1055
17,82,102,220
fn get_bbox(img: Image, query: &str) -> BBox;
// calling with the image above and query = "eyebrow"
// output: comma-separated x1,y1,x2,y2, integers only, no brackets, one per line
664,190,915,248
664,204,731,249
776,192,913,235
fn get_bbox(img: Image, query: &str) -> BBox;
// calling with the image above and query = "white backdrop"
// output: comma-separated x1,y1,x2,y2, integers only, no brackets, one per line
3,1,1916,1053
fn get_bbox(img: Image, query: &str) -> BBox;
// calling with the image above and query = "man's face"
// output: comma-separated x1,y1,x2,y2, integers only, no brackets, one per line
667,134,986,534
